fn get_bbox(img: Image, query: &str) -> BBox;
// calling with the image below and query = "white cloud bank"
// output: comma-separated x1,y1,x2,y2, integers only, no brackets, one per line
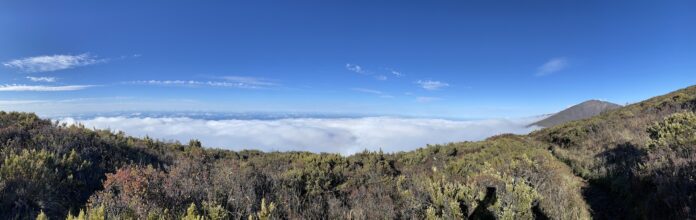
3,53,103,73
60,116,543,155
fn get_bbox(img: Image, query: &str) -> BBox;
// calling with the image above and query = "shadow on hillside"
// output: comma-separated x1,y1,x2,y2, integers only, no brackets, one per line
582,142,645,220
470,187,496,220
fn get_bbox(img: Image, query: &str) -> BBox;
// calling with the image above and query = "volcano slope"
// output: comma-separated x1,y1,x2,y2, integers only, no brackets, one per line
1,85,695,219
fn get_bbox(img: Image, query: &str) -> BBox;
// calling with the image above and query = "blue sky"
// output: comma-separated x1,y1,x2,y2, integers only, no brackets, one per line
1,0,695,118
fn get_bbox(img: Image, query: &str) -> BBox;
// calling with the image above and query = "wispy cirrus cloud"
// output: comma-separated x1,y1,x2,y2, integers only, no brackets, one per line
346,64,401,81
388,68,404,77
352,88,383,95
3,53,104,73
536,57,569,76
416,96,441,103
26,76,57,82
416,80,449,90
129,76,278,89
129,78,276,89
221,76,277,88
0,84,93,91
129,80,234,87
0,100,46,105
352,88,393,98
345,63,366,74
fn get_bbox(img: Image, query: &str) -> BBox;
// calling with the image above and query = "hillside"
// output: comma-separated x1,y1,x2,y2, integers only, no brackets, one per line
1,85,695,219
0,113,590,219
530,100,622,127
531,85,696,219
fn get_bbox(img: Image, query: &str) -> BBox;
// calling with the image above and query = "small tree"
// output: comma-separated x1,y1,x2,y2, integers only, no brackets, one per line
35,210,48,220
203,202,228,220
248,199,276,220
182,203,203,220
88,205,106,220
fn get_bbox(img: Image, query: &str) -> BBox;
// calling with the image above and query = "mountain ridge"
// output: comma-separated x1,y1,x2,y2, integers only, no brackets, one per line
530,99,622,127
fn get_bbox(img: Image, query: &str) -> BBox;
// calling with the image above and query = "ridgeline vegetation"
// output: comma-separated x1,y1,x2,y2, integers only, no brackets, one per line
1,85,695,219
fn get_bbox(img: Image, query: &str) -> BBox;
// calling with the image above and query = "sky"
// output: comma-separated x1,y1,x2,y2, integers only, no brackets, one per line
1,1,695,118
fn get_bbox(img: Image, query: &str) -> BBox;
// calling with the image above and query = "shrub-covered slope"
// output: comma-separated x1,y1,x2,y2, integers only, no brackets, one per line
0,111,589,219
1,85,696,219
532,85,696,219
0,112,175,219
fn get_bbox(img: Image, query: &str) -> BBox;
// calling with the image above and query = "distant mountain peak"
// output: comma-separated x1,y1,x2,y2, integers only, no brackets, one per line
530,100,622,127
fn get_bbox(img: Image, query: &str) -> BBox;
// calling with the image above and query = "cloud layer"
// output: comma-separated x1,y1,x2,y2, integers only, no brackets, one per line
3,53,103,73
60,116,542,155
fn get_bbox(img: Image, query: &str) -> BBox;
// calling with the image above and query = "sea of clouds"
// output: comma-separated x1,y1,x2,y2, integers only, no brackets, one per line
59,116,544,155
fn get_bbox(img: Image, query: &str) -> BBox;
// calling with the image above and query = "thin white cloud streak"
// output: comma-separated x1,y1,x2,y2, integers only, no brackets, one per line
60,116,544,155
117,54,142,59
346,64,394,81
416,80,449,90
221,76,277,87
0,98,106,105
0,84,93,91
536,57,569,76
390,69,403,77
3,53,104,73
374,75,388,80
416,96,440,103
26,76,57,82
352,88,393,98
352,88,383,95
129,79,272,89
0,100,46,105
0,97,204,117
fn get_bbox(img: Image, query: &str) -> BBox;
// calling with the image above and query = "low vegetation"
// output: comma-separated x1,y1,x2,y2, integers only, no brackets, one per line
1,85,695,219
532,85,696,219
